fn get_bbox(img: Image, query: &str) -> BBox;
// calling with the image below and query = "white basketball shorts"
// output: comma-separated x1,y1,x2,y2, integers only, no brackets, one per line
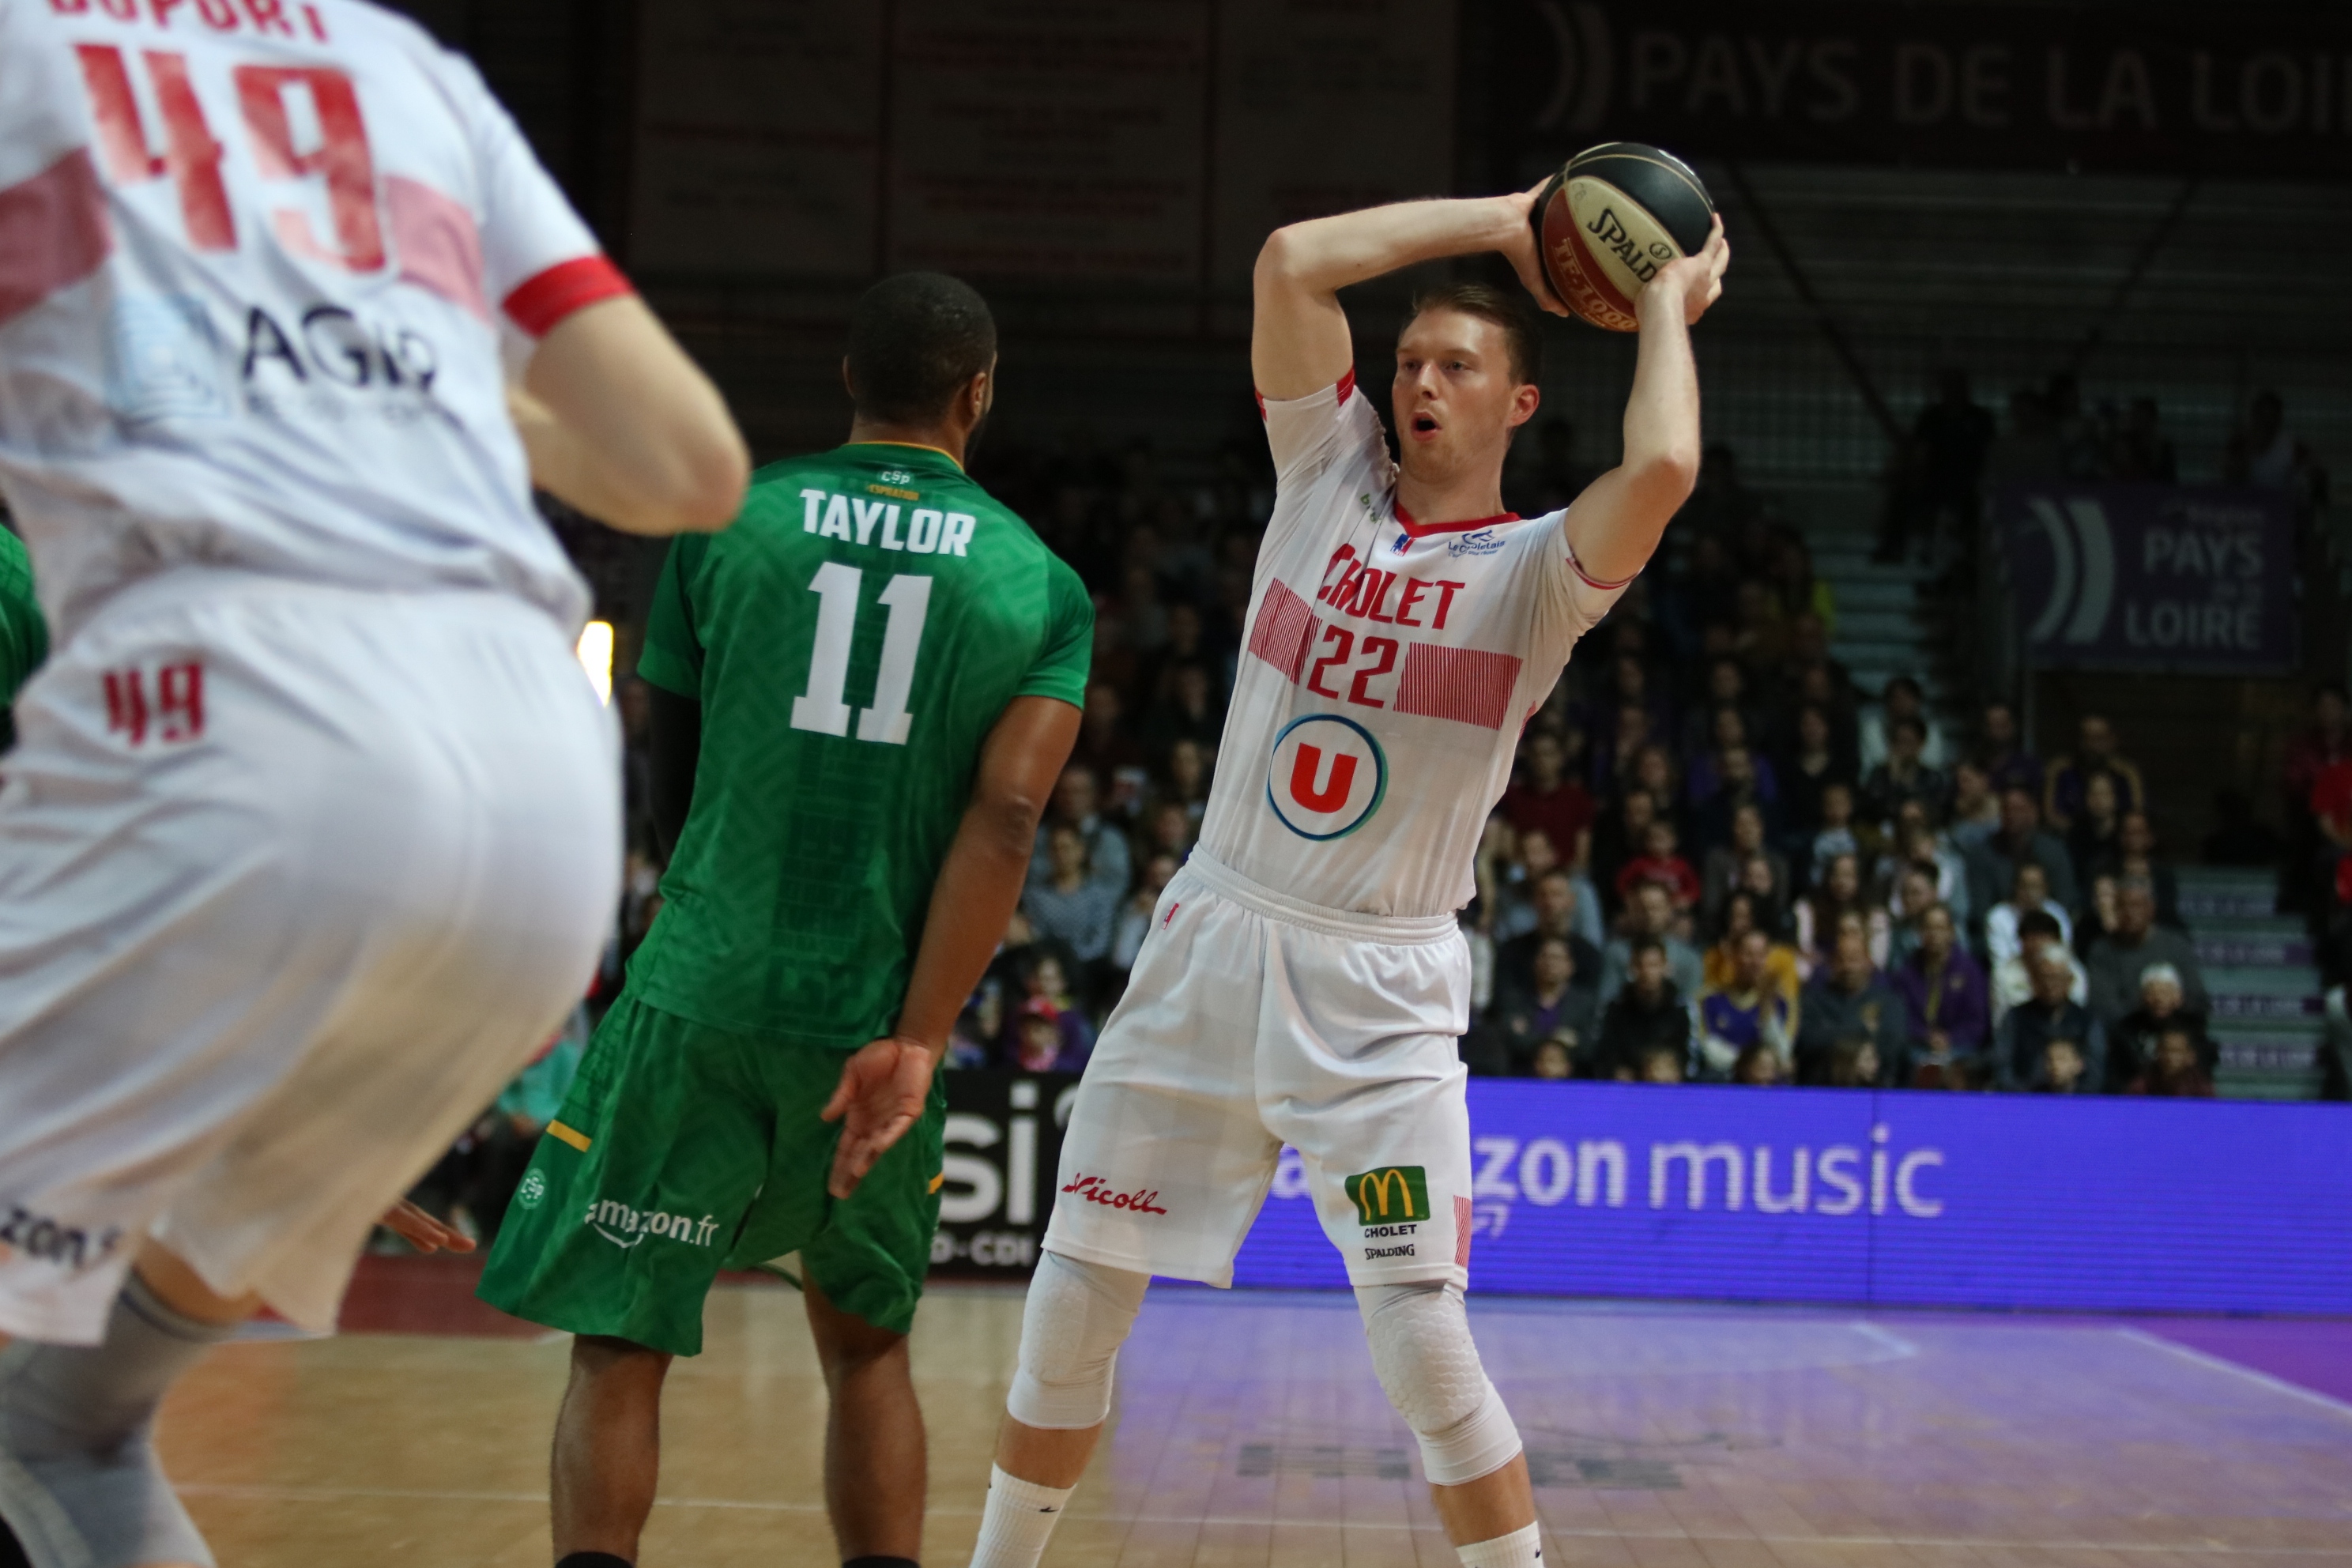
0,571,620,1344
1046,853,1474,1291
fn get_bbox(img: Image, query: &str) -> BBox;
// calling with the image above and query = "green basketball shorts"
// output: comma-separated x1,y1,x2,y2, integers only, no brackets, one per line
477,993,945,1355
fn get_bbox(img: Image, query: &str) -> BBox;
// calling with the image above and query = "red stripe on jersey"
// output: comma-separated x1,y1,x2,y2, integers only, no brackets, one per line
1253,368,1355,421
1246,579,1318,681
1395,642,1521,730
1393,499,1519,540
503,254,633,338
1566,548,1635,592
387,176,490,322
0,149,112,328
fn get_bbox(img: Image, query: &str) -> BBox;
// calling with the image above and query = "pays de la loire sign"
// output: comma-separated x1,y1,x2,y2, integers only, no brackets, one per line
1489,1,2352,177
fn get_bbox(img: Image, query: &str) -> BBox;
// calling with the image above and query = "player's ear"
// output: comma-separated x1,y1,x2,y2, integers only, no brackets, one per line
1509,381,1541,431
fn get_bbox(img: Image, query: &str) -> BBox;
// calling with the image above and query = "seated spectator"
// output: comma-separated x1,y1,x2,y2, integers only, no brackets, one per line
1491,826,1569,943
2086,878,2208,1026
1732,1041,1787,1085
1528,1037,1576,1080
1795,922,1906,1085
1858,676,1951,773
1501,729,1597,873
1702,890,1804,1011
1030,763,1133,895
1109,850,1182,976
1822,1035,1885,1089
1011,996,1091,1073
1495,866,1605,999
1777,703,1851,845
1001,947,1095,1066
2111,810,2181,928
1948,760,2000,849
1974,700,2041,799
1591,788,1658,916
1596,937,1691,1080
1984,861,2074,969
1963,786,2077,942
1680,656,1773,762
1993,946,2105,1091
1069,679,1150,786
1149,736,1214,830
2027,1035,2094,1095
1136,798,1197,865
1629,743,1683,821
1491,935,1598,1076
2124,1023,2216,1098
1632,1043,1687,1084
1992,909,2088,1025
1615,816,1702,914
2107,962,2214,1089
1893,903,1991,1076
1862,715,1951,827
1139,660,1224,760
1807,781,1864,889
1023,823,1125,990
1698,929,1797,1079
1795,852,1891,970
1691,743,1781,853
1599,883,1706,1006
1876,805,1969,927
2066,770,2124,894
1733,852,1795,940
1887,864,1941,967
2044,713,2146,831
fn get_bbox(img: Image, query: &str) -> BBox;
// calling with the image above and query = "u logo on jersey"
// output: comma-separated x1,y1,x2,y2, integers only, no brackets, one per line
1267,714,1387,840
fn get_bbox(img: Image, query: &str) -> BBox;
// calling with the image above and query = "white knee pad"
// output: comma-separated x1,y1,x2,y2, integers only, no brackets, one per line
1356,1281,1522,1487
1006,1250,1149,1430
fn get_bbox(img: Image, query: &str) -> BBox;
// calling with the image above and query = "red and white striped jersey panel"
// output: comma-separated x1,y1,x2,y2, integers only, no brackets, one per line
0,0,628,640
1197,376,1630,918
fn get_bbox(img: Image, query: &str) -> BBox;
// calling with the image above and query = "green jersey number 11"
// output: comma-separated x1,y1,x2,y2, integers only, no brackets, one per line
790,564,933,746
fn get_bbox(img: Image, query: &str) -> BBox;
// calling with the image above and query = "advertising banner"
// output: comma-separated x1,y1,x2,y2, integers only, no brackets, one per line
2000,483,2297,675
940,1075,2352,1312
1485,1,2352,179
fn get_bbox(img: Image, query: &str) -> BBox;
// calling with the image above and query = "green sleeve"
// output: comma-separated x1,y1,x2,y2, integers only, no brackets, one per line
636,535,708,699
1017,559,1094,709
0,531,46,712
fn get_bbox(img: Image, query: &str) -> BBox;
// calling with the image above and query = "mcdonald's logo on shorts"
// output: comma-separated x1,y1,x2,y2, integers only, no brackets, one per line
1344,1165,1430,1227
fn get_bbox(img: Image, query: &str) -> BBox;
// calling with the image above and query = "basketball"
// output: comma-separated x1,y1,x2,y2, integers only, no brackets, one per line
1529,141,1717,332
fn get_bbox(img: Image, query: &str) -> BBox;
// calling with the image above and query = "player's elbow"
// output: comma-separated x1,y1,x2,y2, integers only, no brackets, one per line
613,428,751,536
1253,226,1317,295
974,785,1050,862
1629,444,1701,514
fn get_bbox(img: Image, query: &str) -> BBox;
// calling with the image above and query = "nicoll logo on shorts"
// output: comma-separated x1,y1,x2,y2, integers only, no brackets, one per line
1060,1174,1168,1216
583,1198,720,1250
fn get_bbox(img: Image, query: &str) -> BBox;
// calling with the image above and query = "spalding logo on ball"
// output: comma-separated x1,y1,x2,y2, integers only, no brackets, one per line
1530,142,1717,333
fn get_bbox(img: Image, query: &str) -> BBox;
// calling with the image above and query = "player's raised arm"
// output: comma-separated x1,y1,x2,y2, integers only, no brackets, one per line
824,693,1084,1197
1559,218,1730,586
1252,189,1570,402
508,295,750,536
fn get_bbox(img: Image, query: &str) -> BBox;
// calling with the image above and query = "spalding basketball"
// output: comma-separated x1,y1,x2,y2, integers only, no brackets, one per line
1529,143,1717,333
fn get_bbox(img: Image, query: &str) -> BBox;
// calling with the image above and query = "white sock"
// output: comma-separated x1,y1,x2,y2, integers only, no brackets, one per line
968,1463,1075,1568
1458,1520,1543,1566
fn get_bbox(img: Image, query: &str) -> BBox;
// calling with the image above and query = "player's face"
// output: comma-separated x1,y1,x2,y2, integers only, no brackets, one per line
1391,311,1536,486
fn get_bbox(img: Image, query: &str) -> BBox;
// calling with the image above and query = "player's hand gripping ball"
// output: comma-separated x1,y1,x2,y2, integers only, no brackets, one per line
1526,142,1721,331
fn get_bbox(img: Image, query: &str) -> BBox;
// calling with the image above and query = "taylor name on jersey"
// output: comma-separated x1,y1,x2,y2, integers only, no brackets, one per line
1196,374,1629,921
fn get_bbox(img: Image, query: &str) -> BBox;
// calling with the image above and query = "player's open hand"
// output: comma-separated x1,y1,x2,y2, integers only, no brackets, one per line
379,1198,475,1254
1642,214,1729,326
1500,179,1574,318
823,1035,939,1200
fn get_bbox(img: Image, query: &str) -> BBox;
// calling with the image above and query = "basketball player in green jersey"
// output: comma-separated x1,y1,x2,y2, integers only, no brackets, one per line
480,273,1091,1568
0,525,44,749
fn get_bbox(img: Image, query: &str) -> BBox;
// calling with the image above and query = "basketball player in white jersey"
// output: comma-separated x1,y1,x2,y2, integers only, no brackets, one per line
0,3,747,1564
963,192,1726,1566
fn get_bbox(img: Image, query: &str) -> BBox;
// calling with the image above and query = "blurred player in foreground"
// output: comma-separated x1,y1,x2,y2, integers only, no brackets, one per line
965,191,1726,1568
478,273,1091,1568
0,3,747,1565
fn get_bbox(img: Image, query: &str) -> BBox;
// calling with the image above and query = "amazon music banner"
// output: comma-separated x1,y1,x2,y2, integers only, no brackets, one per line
2000,483,2297,675
1485,1,2352,179
1224,1081,2352,1313
941,1076,2352,1311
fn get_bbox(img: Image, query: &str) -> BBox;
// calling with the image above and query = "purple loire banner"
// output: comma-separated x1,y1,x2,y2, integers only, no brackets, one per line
2000,483,2297,675
1229,1081,2352,1313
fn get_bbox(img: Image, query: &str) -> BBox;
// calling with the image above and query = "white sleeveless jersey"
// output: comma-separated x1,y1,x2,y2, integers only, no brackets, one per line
1197,375,1630,918
0,0,631,639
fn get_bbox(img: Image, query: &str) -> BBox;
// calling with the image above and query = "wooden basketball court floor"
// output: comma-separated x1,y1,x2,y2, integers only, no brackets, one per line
158,1262,2352,1567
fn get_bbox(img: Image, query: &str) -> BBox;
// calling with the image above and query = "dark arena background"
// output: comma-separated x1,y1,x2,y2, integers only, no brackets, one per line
96,2,2352,1564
